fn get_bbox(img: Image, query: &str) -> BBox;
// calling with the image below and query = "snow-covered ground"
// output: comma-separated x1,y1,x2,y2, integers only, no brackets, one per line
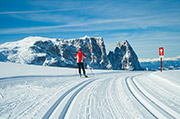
0,62,180,119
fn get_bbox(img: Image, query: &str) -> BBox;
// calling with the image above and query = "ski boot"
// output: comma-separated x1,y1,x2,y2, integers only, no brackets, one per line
84,74,88,78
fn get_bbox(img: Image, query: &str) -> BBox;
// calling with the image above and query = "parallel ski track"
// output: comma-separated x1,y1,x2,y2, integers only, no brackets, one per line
107,78,125,119
43,78,97,119
131,76,180,119
125,76,178,119
85,77,101,119
125,76,157,119
58,78,97,119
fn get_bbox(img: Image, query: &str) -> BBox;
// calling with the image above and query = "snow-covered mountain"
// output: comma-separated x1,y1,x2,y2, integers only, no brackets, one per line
0,36,110,69
107,41,142,70
0,36,142,70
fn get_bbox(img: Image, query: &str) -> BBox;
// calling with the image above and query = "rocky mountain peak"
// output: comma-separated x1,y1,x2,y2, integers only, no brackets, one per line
82,35,92,39
0,36,142,70
108,40,142,70
0,36,111,69
122,40,130,46
116,42,120,48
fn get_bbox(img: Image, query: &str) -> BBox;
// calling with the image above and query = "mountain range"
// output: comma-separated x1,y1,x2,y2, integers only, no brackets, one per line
140,56,180,71
0,36,142,70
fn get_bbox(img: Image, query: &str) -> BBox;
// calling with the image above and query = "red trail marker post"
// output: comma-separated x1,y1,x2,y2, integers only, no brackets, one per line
159,47,164,72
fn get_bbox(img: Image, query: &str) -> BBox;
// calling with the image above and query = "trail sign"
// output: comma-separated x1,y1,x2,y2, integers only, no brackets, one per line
159,47,164,57
159,47,164,72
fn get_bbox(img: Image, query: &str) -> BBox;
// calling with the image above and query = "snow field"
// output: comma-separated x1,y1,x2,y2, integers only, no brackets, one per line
0,62,180,119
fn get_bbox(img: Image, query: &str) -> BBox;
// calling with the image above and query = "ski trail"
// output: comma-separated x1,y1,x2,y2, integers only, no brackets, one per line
42,78,97,119
58,79,97,119
76,76,126,119
86,94,92,119
0,93,3,99
126,76,178,119
42,79,90,119
106,78,124,119
76,76,101,119
131,76,180,119
83,79,100,119
138,74,180,110
14,102,38,119
125,76,158,119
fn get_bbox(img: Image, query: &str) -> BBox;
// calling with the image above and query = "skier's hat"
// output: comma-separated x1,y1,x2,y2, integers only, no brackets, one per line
79,49,82,52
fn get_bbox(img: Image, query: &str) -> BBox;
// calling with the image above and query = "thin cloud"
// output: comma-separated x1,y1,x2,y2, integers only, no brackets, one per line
0,8,85,15
0,13,179,34
0,18,140,34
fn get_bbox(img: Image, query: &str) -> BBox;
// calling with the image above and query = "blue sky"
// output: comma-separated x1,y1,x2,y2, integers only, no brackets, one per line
0,0,180,59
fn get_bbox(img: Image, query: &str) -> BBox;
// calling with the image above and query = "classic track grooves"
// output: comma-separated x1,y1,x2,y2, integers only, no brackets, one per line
43,78,96,119
125,76,179,119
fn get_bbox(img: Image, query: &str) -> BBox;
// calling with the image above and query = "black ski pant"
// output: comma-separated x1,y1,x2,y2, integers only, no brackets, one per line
77,63,86,75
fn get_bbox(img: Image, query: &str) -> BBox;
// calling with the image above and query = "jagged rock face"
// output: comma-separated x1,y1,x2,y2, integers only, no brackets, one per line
108,40,142,70
0,36,141,70
107,47,122,70
0,36,111,69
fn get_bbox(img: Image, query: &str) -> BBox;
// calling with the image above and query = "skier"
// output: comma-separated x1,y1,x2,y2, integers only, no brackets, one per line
74,49,88,77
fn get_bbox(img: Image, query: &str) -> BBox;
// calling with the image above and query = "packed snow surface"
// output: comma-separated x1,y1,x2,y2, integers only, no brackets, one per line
0,62,180,119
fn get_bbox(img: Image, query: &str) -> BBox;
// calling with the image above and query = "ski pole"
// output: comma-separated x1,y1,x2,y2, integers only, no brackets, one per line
75,67,78,76
90,67,94,77
88,65,94,77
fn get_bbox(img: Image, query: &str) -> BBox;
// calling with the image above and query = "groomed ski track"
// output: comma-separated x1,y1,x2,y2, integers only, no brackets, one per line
0,63,180,119
43,78,98,119
125,76,180,119
40,72,180,119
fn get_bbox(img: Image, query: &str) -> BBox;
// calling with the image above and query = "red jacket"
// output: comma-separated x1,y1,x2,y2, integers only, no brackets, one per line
74,51,86,63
